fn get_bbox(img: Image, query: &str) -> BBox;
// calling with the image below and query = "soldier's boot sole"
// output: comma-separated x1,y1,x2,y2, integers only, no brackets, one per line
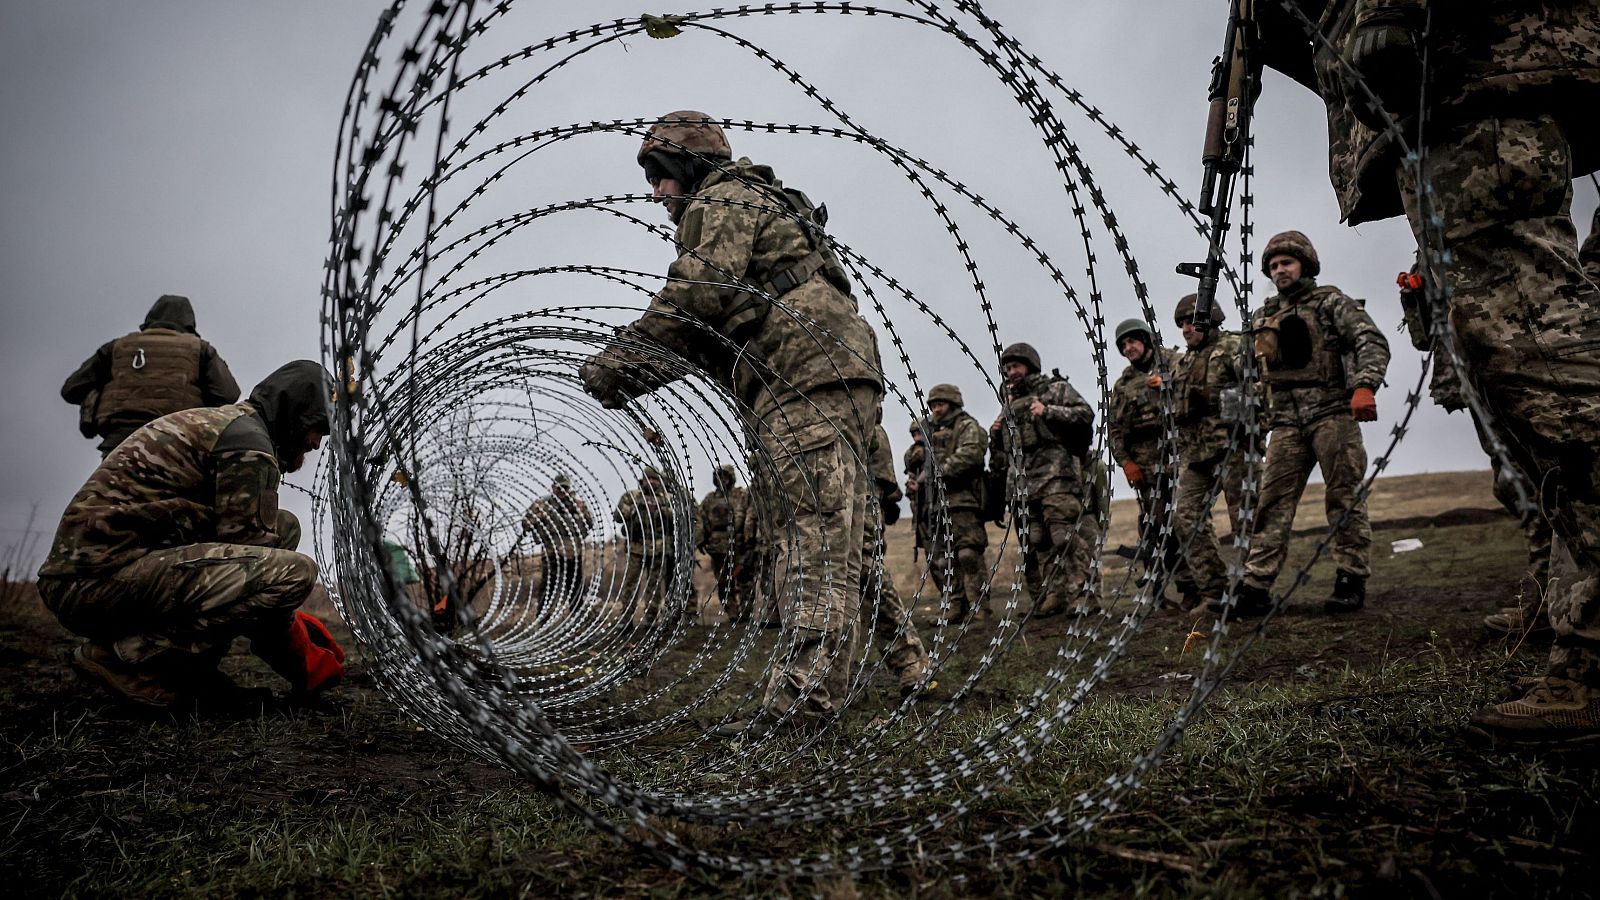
71,643,178,709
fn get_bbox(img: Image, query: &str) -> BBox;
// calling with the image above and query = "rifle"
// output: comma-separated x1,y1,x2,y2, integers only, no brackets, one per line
1176,0,1259,331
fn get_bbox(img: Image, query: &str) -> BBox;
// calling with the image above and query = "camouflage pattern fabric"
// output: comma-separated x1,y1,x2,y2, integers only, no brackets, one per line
915,405,989,617
1109,345,1181,470
1250,284,1390,431
863,425,928,688
523,491,594,560
1173,459,1233,601
1174,329,1252,464
756,384,878,720
614,483,672,559
1077,457,1107,607
696,485,746,556
614,550,669,626
921,406,987,510
1243,414,1374,587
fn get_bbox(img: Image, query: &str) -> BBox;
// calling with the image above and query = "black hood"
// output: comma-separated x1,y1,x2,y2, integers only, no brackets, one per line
142,294,197,334
247,360,333,457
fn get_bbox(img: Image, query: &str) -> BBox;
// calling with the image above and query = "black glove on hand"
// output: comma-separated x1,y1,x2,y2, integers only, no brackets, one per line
1345,19,1423,131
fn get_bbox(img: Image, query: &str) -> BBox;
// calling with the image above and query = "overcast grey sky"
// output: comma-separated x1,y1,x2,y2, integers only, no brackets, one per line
2,1,1595,566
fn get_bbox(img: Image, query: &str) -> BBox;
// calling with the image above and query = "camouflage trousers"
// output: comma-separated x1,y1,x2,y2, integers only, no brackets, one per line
1486,432,1555,617
37,511,316,668
923,507,990,618
1166,451,1249,598
1022,484,1092,614
1400,113,1600,683
862,521,928,687
705,550,737,619
540,551,585,613
757,384,878,720
615,551,669,626
1243,415,1372,588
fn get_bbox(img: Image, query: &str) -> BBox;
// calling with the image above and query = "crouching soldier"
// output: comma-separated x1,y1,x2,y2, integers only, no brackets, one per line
36,360,343,709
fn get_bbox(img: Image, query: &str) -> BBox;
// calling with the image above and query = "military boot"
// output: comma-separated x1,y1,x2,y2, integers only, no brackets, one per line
1469,677,1600,747
1325,571,1366,613
71,642,178,708
1483,606,1553,640
1209,582,1273,618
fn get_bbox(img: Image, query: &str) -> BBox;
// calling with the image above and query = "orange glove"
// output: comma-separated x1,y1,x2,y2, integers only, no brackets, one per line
256,610,345,696
1146,374,1163,389
1121,460,1146,489
1350,387,1378,422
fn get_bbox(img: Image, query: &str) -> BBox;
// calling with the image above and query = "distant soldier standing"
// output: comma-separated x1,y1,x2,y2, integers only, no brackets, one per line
903,420,928,559
1169,296,1251,612
61,294,241,457
612,467,674,627
522,474,595,615
696,464,747,620
37,360,342,708
1109,318,1183,575
864,423,931,695
1235,232,1390,616
988,342,1096,617
579,111,883,735
906,384,990,622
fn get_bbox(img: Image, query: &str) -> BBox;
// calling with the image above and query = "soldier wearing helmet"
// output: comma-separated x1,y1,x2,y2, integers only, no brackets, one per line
989,342,1098,618
1108,318,1184,588
906,383,990,623
1232,231,1389,618
521,474,595,616
612,466,675,628
696,464,747,621
1168,295,1254,612
580,111,883,738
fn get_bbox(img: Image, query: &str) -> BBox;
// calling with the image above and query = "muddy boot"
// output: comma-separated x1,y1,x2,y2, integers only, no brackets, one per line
1175,581,1204,612
1324,570,1366,613
1032,594,1067,618
1209,582,1272,618
72,642,178,709
1469,677,1600,748
1483,606,1554,640
895,658,932,698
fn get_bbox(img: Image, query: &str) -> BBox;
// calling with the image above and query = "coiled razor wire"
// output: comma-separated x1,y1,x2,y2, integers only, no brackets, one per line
305,0,1515,877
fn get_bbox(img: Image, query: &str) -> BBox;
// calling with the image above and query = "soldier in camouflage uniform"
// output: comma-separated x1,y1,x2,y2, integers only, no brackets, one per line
522,474,595,615
903,420,928,559
1235,233,1390,616
988,342,1097,617
1258,2,1600,740
36,360,343,708
906,384,990,622
864,423,930,695
612,467,674,627
61,294,241,457
1109,318,1185,580
579,111,883,735
696,464,747,620
1168,296,1253,612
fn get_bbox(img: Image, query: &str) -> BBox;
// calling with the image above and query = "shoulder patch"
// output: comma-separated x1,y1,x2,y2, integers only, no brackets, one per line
214,412,275,457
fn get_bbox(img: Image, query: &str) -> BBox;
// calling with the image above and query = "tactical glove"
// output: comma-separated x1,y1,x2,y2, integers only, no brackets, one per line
1345,18,1423,131
254,610,346,696
1122,460,1146,489
882,498,902,526
1350,387,1378,422
1145,374,1163,390
578,354,633,409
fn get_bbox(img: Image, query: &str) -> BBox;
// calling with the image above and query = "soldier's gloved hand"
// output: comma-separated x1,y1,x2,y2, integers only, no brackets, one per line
1122,460,1146,489
1145,374,1163,390
579,354,633,409
1345,18,1423,130
1350,387,1378,422
882,498,902,526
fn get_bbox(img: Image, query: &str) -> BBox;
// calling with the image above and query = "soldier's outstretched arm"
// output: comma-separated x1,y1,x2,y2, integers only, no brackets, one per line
629,197,762,357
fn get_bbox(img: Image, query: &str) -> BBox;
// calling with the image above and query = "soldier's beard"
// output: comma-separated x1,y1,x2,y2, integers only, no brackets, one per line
282,450,308,474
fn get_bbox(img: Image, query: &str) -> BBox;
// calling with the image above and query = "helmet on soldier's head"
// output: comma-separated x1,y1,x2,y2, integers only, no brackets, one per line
908,419,923,435
553,474,571,489
1173,293,1226,326
641,465,663,483
999,342,1041,374
714,464,736,487
1261,230,1321,278
637,111,732,165
1114,318,1153,349
928,383,964,407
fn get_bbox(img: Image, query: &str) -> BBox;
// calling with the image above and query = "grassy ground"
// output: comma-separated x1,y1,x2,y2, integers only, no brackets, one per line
3,470,1596,897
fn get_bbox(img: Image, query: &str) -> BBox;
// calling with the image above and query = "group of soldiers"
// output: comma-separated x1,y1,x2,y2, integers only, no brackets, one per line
29,1,1600,752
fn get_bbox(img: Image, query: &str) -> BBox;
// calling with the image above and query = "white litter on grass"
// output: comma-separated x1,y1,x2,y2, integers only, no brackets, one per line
1391,538,1424,555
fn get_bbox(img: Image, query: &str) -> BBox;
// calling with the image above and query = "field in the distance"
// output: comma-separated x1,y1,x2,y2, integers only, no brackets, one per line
3,470,1596,898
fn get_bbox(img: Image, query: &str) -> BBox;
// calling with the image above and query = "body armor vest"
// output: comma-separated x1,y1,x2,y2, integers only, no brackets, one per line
95,329,205,430
1252,300,1345,389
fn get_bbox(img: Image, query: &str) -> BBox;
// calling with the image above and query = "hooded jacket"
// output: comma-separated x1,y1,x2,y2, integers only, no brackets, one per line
60,295,241,452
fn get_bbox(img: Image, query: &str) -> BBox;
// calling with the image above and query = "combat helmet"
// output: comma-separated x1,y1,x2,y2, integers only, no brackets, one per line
637,111,731,164
1114,318,1153,350
928,383,964,408
713,463,736,487
1261,230,1321,278
1173,293,1227,326
908,419,924,435
999,342,1042,374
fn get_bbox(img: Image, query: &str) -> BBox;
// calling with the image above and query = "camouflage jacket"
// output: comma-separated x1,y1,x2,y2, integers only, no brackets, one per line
38,403,286,577
1259,0,1600,225
695,485,746,556
608,158,882,419
902,440,926,481
614,484,673,558
1108,346,1180,469
1252,282,1390,430
1174,330,1250,465
866,424,902,537
989,373,1094,500
522,492,594,559
920,407,986,510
